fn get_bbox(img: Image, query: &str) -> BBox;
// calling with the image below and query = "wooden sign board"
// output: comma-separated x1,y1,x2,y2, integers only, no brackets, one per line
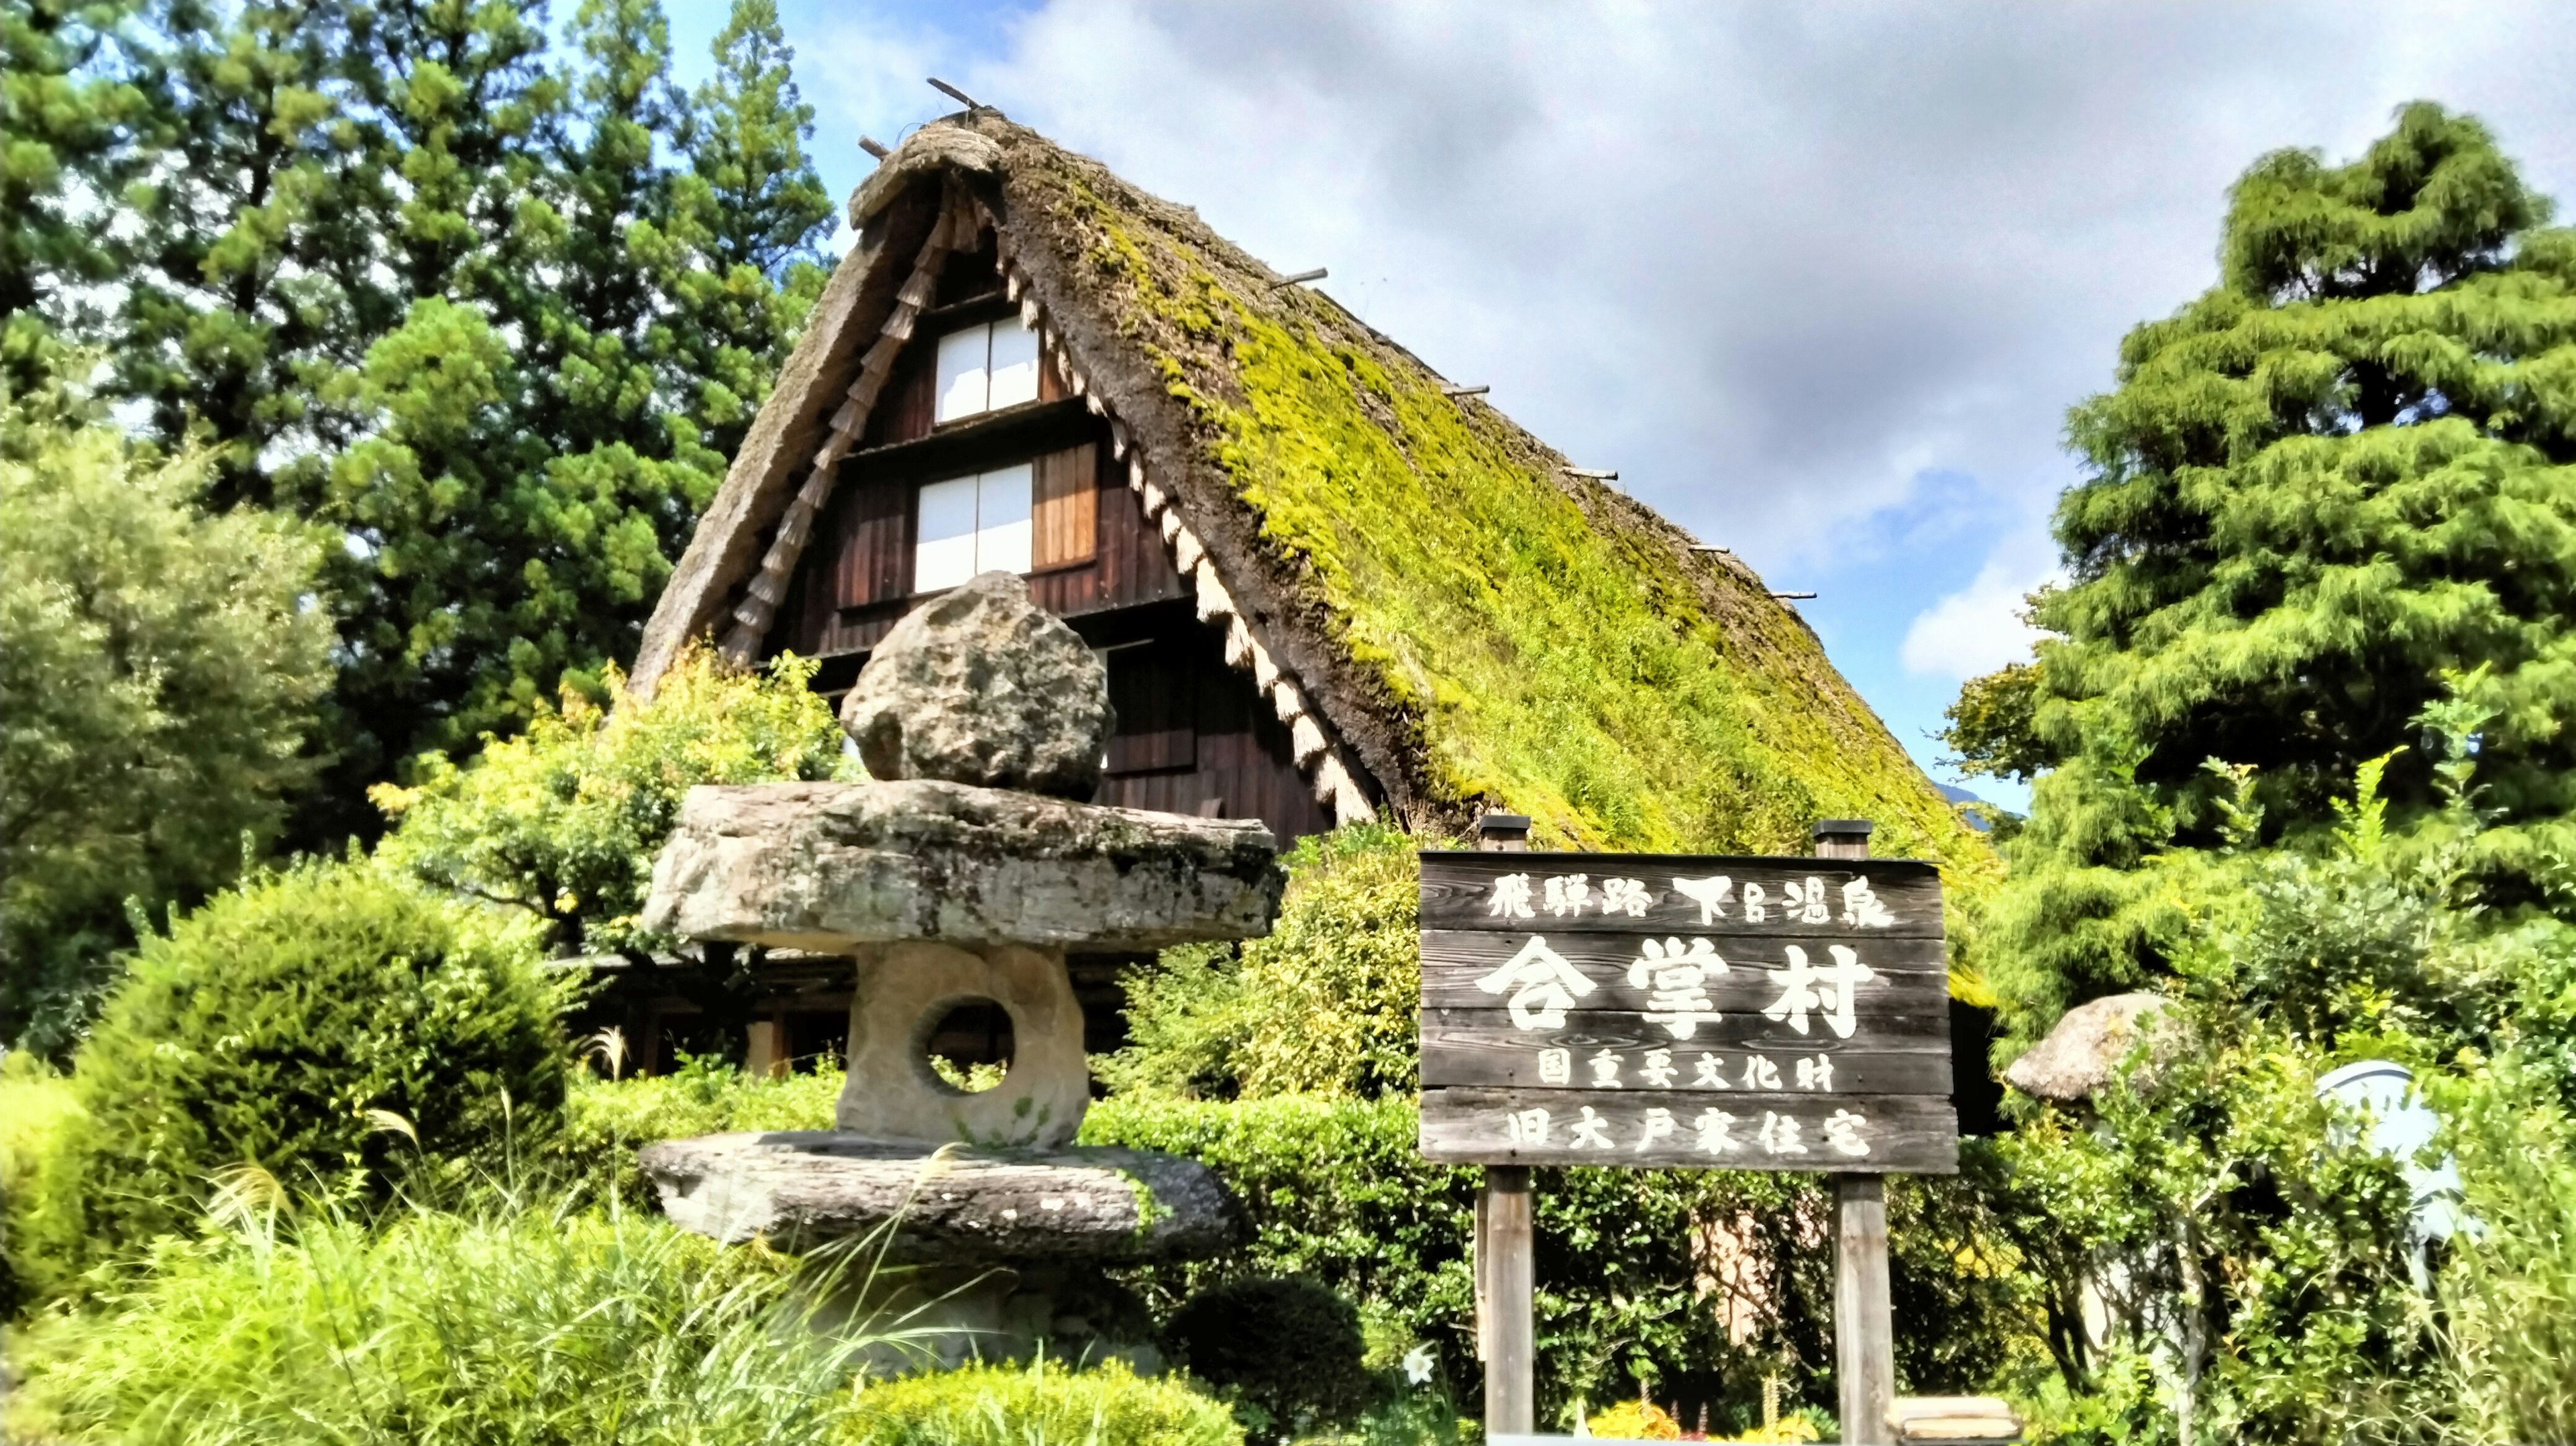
1417,851,1957,1174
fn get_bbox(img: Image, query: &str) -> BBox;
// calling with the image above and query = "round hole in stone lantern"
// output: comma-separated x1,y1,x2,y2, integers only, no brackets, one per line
916,997,1014,1095
840,940,1089,1148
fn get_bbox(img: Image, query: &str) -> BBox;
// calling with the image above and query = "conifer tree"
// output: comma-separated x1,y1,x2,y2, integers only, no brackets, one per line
0,0,150,380
113,0,382,510
1962,104,2576,1034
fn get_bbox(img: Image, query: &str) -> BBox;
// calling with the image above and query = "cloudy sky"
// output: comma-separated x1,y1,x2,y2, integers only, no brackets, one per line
667,1,2576,809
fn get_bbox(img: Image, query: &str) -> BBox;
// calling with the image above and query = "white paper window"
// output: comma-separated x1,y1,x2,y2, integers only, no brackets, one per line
932,318,1042,424
913,465,1034,591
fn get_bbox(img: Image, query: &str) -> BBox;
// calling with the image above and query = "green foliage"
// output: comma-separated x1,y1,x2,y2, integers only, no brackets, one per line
1972,103,2576,1034
0,0,148,380
60,860,572,1276
843,1359,1244,1446
3,1197,886,1445
1164,1276,1382,1441
2441,1066,2576,1443
553,1054,841,1207
1100,825,1421,1099
1079,1094,2025,1431
17,0,837,843
0,381,333,1054
1012,137,1988,877
0,1054,89,1311
1939,659,2049,785
372,644,850,955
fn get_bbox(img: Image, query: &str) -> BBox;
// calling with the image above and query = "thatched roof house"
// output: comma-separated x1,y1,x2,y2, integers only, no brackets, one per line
635,111,1988,875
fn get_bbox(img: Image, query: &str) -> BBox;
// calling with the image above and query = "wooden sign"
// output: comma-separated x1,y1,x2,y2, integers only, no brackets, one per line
1417,851,1957,1174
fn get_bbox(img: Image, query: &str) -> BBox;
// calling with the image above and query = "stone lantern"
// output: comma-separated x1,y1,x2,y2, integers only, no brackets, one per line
633,573,1282,1360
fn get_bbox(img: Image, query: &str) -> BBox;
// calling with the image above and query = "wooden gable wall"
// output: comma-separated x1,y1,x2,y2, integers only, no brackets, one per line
758,233,1335,844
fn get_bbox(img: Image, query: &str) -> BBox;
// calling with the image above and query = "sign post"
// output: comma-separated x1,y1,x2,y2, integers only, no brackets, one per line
1425,818,1953,1441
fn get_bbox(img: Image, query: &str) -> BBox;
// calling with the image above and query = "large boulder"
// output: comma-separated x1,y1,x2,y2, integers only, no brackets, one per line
841,571,1112,799
2004,992,2190,1103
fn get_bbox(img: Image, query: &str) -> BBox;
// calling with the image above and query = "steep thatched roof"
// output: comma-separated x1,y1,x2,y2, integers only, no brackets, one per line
635,113,1993,879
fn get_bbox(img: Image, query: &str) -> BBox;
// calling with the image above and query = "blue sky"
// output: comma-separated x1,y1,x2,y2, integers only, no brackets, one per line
665,2,2576,813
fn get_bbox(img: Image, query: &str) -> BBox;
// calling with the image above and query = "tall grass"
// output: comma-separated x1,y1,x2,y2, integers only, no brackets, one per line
4,1186,900,1445
2445,1076,2576,1444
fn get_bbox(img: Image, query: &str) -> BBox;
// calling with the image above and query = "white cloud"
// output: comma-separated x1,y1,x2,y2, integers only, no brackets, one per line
1901,542,2057,681
945,0,2576,578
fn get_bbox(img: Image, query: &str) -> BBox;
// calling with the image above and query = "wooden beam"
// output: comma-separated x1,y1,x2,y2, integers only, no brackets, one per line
1483,1165,1535,1436
1820,818,1895,1444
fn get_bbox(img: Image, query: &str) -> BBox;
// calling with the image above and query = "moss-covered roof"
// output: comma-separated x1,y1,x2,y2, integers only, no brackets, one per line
639,114,1994,883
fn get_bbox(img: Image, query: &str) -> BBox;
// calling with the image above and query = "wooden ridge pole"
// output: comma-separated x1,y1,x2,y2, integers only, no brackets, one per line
1476,812,1536,1437
1818,818,1894,1445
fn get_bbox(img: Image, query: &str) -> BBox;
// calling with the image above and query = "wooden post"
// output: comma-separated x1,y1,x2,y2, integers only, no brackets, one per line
1484,1165,1536,1435
1817,819,1894,1445
1475,811,1535,1436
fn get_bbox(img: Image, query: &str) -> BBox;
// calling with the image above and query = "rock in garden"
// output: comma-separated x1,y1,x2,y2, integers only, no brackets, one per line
839,571,1113,799
2003,992,2190,1103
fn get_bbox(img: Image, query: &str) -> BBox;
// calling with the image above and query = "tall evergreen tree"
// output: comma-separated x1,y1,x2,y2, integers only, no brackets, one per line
664,0,830,462
113,0,382,510
0,0,150,380
1957,103,2576,1034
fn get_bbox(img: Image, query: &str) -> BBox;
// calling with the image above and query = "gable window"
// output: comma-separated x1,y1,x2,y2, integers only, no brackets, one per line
914,463,1032,591
934,318,1041,424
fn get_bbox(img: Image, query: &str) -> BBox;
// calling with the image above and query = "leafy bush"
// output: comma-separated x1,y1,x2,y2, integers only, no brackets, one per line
372,643,852,956
1099,825,1421,1099
0,380,333,1055
1165,1276,1381,1440
4,1198,879,1445
60,860,572,1275
843,1358,1243,1446
0,1054,89,1311
2439,1066,2576,1444
1079,1094,2019,1431
553,1054,843,1207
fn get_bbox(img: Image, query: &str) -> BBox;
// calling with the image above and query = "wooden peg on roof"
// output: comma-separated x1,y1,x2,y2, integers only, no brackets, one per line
859,136,891,160
1267,267,1328,290
1441,383,1489,397
928,76,984,111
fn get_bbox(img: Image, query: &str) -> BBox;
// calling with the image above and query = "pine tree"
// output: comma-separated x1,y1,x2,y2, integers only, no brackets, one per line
663,0,830,461
0,0,151,380
1962,103,2576,1034
112,0,382,510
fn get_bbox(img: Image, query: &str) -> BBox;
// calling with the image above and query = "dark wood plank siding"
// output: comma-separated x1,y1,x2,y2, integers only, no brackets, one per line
1095,626,1336,842
777,425,1185,659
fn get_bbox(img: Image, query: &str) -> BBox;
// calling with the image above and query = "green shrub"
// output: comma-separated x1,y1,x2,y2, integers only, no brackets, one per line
0,1054,89,1311
842,1358,1242,1446
1165,1276,1382,1441
554,1055,843,1206
1099,824,1421,1099
371,643,853,956
63,859,572,1271
4,1199,877,1445
1080,1095,1935,1431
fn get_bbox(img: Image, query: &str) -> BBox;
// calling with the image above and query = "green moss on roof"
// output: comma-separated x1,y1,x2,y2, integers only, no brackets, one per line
1000,128,1994,885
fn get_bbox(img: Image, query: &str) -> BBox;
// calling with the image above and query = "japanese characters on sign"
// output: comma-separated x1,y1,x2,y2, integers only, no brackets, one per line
1416,852,1958,1174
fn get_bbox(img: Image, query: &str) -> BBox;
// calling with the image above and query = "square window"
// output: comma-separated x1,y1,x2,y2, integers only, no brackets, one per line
930,319,1043,424
912,465,1036,592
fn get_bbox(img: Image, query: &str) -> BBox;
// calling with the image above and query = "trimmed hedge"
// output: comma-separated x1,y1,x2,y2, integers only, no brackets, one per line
63,860,571,1270
844,1359,1242,1446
